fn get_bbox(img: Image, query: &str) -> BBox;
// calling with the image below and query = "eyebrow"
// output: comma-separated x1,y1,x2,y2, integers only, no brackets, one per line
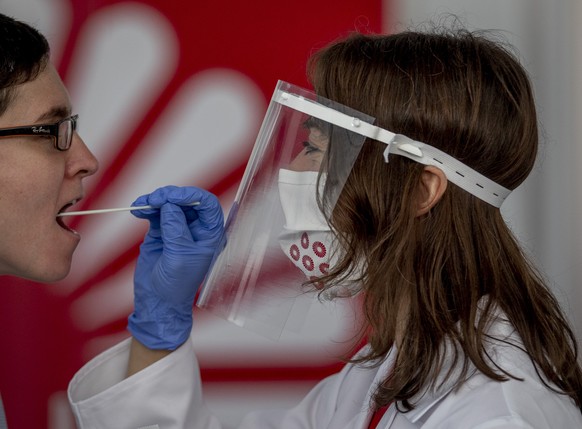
35,105,72,123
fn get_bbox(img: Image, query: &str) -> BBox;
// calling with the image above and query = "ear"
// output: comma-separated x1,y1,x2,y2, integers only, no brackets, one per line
415,166,448,216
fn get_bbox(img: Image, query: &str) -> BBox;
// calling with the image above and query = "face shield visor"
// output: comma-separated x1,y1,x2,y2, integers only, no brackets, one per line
196,81,371,339
197,80,511,340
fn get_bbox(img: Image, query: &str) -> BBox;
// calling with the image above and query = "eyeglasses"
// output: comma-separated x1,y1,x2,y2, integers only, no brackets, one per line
0,114,78,151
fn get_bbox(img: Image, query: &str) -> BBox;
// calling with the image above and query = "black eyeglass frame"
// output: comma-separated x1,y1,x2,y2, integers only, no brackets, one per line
0,114,78,151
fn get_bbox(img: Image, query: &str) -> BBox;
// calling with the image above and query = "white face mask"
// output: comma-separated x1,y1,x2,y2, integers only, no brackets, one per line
277,168,359,299
278,168,329,231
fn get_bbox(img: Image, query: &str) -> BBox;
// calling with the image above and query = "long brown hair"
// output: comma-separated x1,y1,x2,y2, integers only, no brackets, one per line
308,29,582,411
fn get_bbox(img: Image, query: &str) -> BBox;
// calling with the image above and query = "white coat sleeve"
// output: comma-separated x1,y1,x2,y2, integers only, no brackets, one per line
68,336,221,429
68,336,371,429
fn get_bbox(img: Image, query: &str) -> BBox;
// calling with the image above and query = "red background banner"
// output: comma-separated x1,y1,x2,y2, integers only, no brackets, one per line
0,0,384,427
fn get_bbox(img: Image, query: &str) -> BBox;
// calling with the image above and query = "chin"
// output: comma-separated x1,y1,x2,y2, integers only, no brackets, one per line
43,271,70,283
35,244,77,283
27,261,72,283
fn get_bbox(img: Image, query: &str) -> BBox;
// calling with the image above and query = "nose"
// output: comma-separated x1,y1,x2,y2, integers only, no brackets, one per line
66,132,99,178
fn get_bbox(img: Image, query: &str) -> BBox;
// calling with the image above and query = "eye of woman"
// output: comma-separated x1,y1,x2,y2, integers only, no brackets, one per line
302,140,322,154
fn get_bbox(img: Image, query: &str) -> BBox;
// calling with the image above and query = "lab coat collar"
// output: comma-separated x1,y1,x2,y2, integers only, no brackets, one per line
368,307,521,427
362,346,466,427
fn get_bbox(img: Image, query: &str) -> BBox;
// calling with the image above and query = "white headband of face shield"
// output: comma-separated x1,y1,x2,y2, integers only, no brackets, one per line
274,90,511,208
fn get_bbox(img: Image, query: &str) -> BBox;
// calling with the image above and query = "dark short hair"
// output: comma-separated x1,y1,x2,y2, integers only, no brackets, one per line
0,13,50,115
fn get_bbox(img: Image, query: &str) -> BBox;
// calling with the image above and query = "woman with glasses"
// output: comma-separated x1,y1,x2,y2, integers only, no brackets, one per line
0,13,98,427
0,15,98,283
0,13,223,428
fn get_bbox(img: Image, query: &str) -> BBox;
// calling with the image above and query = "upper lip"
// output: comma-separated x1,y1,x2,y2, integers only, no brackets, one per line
58,197,83,215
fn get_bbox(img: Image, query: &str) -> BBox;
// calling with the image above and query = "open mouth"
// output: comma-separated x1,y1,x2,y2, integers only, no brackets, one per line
57,200,79,232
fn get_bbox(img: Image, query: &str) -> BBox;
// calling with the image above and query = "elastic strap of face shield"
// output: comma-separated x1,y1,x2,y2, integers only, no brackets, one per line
383,136,510,207
274,88,511,208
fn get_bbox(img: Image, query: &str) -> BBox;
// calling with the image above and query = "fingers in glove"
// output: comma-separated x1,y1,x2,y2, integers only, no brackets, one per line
159,203,194,246
147,186,223,229
130,186,224,244
131,186,191,228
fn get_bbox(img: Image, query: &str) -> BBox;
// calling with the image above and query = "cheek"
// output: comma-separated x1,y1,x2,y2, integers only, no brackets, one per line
0,187,73,281
0,169,57,213
0,161,62,235
289,150,325,172
0,184,51,251
0,149,72,279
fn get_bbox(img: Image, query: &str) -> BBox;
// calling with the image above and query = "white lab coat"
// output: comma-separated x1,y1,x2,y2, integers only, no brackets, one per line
68,312,582,428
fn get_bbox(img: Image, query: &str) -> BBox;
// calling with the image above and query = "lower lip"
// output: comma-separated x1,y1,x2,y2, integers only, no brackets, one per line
56,217,79,235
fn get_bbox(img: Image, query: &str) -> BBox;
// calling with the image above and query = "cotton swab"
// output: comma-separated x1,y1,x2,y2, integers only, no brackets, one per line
57,202,200,217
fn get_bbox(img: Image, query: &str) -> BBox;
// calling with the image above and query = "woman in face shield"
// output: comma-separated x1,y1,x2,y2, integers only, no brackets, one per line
305,30,582,424
68,28,582,428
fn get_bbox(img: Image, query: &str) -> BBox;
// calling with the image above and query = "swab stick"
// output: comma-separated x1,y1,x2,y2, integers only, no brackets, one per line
57,202,200,217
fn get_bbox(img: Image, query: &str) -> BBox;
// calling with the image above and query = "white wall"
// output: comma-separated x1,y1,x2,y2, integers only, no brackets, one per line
388,0,582,341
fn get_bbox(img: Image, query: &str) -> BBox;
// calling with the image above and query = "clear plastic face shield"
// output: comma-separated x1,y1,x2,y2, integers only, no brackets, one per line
197,81,371,339
197,80,511,339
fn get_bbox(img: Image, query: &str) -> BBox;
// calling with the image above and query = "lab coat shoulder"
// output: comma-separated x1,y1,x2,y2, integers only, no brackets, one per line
420,371,582,429
68,336,221,429
411,325,582,429
240,346,387,429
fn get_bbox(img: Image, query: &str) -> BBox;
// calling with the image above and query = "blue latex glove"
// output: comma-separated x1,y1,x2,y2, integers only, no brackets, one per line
127,185,224,350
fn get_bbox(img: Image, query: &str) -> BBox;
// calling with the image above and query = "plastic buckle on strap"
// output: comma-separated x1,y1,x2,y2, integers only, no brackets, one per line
383,138,422,163
397,142,423,157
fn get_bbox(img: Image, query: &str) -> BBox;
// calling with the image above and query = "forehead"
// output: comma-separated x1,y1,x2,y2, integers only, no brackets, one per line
0,63,72,127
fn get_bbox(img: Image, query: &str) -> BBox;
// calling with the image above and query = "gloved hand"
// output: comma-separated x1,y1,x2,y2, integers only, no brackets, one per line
127,185,224,350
